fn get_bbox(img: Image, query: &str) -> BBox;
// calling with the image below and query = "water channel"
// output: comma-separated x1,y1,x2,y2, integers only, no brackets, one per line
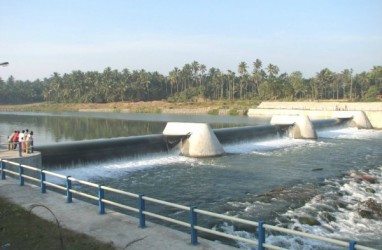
1,111,381,249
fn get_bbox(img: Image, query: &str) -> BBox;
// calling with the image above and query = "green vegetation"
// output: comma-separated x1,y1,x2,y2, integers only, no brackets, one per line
0,196,115,250
0,60,381,105
208,109,219,115
228,109,240,116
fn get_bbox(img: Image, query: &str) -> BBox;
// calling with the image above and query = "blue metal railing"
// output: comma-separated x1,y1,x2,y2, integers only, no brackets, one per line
0,158,377,250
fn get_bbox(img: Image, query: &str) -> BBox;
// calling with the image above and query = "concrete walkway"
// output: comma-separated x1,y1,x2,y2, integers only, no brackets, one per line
0,178,236,250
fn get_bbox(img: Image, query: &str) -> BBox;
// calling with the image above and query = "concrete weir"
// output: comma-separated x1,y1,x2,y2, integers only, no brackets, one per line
34,134,168,165
270,115,317,139
333,111,373,129
163,122,225,157
33,117,357,165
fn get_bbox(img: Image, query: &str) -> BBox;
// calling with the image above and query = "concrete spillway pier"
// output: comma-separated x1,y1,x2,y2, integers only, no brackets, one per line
163,122,225,157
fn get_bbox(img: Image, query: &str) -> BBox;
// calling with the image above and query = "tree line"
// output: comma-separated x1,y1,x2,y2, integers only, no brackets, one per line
0,60,381,104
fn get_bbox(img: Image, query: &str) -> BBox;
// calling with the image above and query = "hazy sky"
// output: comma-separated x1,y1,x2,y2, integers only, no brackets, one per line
1,0,382,81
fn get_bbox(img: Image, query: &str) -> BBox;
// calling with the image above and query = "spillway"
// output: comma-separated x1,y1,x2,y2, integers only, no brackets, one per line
35,134,168,166
35,118,352,166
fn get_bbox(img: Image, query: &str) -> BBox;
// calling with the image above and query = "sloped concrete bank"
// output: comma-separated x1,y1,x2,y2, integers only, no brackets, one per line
248,102,382,129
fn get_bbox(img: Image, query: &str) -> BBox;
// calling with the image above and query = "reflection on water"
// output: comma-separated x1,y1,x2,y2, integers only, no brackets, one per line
0,112,262,145
0,114,164,144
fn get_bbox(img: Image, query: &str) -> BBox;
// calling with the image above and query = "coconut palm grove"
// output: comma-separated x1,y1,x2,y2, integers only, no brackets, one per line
1,60,381,104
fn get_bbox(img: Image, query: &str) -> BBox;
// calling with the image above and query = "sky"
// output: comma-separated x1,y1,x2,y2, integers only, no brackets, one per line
1,0,382,81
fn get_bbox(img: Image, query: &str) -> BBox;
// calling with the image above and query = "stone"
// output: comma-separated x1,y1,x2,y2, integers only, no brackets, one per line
298,216,321,226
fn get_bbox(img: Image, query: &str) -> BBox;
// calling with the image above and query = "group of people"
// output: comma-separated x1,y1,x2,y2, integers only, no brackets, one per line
7,129,34,154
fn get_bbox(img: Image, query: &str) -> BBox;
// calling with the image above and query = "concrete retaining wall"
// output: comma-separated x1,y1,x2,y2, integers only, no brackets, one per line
257,101,382,111
248,102,382,129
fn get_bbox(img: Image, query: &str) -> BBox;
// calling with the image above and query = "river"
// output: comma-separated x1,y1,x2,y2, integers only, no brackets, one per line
1,111,381,249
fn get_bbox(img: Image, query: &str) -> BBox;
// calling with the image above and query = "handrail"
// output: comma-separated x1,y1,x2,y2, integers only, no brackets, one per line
143,196,189,210
195,208,259,227
264,224,348,247
43,170,67,179
69,189,99,201
44,181,67,191
143,210,190,228
0,158,377,250
101,185,139,198
102,199,139,213
68,177,99,188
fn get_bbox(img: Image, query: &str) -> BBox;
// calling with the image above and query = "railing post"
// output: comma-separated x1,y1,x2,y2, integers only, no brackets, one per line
19,163,24,186
190,206,198,245
66,176,72,203
18,142,22,157
98,185,105,214
40,170,46,193
1,161,5,180
349,240,357,250
258,221,265,250
138,194,146,228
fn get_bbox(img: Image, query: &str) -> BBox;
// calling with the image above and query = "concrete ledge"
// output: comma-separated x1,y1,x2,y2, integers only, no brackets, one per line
0,178,235,250
257,101,382,111
0,150,42,168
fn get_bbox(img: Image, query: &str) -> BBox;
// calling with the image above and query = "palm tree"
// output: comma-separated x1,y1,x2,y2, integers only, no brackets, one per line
199,64,206,86
252,59,263,96
315,68,334,99
289,71,304,100
266,64,279,79
238,62,248,99
191,61,200,87
181,64,192,91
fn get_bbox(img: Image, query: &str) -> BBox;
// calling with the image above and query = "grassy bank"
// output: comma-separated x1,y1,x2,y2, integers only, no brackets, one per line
0,100,260,114
0,196,116,250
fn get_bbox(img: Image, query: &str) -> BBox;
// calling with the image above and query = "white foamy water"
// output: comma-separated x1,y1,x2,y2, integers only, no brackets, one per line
223,137,317,155
48,152,197,182
317,127,382,140
280,167,382,248
220,167,382,249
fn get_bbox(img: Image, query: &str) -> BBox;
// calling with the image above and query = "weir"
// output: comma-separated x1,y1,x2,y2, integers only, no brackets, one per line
34,117,354,165
34,134,168,166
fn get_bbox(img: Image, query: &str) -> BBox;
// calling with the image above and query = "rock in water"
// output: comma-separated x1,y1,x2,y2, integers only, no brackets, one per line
298,216,321,226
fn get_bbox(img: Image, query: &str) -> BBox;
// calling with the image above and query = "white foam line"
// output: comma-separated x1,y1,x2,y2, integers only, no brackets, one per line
317,127,382,140
49,152,197,182
223,137,317,155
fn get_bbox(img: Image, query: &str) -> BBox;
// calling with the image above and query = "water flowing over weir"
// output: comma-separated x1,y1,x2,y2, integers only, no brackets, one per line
34,134,168,166
35,118,350,166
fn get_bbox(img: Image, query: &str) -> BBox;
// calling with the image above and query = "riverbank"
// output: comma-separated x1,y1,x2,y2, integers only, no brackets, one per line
0,100,255,115
1,100,380,114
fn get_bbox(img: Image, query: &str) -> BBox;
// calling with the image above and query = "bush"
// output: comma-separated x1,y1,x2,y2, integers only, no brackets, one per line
208,109,219,115
228,109,239,116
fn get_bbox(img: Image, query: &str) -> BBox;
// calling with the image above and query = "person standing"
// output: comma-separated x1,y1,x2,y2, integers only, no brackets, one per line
7,131,15,150
26,131,33,154
12,131,19,150
24,129,29,140
19,130,25,152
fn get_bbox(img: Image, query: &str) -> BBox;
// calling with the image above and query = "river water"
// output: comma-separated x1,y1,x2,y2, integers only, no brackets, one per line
1,112,381,249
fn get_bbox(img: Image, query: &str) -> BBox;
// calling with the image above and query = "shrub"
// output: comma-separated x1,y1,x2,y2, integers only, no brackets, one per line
208,109,219,115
